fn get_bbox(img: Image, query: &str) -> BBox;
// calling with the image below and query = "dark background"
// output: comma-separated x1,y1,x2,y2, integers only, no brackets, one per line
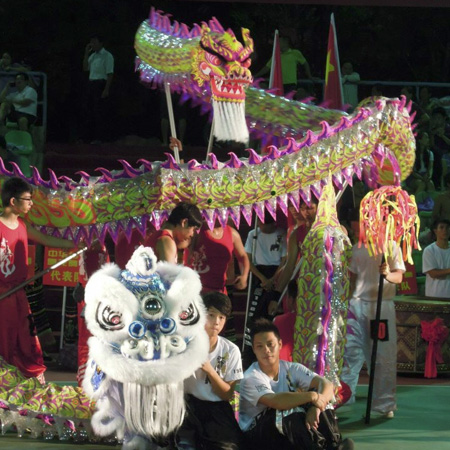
2,0,450,142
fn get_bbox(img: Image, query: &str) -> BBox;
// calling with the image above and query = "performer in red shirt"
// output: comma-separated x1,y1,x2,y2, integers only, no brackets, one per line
187,223,249,294
0,177,78,382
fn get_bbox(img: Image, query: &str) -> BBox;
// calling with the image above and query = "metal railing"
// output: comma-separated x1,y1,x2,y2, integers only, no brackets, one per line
297,78,450,104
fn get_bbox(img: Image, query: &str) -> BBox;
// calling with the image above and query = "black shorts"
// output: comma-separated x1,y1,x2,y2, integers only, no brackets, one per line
8,106,37,126
177,395,245,450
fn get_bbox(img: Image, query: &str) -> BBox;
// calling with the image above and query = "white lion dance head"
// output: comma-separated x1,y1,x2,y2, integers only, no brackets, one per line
82,246,209,449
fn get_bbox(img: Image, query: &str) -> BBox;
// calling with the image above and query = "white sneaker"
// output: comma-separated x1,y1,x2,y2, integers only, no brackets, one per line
363,410,395,419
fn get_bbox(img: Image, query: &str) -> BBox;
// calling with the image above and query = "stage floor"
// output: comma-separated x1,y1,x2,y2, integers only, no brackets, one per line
1,368,449,449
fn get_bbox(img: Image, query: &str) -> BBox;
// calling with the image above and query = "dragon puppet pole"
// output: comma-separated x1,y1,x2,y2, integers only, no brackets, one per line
365,254,385,424
242,219,258,353
359,186,420,424
276,179,349,308
164,82,181,164
206,119,215,159
0,244,89,302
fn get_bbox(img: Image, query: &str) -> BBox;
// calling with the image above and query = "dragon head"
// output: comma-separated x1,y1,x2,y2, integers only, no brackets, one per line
192,25,254,143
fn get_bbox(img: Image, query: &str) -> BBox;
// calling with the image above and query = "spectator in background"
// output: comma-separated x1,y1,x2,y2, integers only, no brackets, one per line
430,107,450,190
83,35,114,144
418,86,437,116
400,86,429,128
341,62,360,111
0,53,35,92
0,73,37,131
255,36,313,93
432,173,450,223
0,53,30,73
242,211,287,368
371,84,383,97
406,130,435,196
422,219,450,299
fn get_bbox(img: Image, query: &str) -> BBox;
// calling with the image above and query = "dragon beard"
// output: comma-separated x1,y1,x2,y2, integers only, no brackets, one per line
210,76,251,144
123,381,185,439
212,98,248,144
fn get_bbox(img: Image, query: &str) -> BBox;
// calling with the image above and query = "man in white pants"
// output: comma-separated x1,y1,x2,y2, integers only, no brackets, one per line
341,218,405,418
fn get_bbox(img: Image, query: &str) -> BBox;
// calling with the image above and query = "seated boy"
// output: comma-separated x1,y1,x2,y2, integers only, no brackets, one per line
239,319,354,450
179,291,245,450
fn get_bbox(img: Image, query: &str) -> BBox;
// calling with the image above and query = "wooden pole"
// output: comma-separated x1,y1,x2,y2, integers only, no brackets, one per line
365,254,386,424
164,82,181,164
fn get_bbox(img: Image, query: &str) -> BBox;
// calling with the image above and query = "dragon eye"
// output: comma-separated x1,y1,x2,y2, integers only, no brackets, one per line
242,57,251,68
179,303,200,326
205,52,222,66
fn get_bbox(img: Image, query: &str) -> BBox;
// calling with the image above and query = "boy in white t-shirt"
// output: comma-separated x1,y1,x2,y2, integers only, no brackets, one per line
178,292,244,450
422,218,450,298
239,319,353,450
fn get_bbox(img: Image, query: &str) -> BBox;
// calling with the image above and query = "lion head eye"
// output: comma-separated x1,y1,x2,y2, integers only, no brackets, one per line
96,304,124,331
139,294,165,320
179,303,200,326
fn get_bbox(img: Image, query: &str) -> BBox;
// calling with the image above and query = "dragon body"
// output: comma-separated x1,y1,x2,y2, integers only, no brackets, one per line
0,8,415,244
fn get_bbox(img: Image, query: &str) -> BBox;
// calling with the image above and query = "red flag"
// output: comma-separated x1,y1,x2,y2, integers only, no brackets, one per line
324,14,343,110
269,30,284,97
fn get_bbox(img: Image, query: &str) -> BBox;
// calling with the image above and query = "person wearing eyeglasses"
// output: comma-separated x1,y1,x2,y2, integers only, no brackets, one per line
0,177,79,384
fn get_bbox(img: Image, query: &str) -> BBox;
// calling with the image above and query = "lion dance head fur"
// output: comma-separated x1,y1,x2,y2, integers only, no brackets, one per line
82,246,209,449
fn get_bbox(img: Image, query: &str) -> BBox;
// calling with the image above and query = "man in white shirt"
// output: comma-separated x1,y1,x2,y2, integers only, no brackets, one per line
83,35,114,143
242,212,287,368
422,219,450,298
0,73,37,131
341,217,405,418
239,319,353,450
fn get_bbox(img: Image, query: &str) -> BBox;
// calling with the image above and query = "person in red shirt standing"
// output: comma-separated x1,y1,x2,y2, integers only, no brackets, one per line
144,202,203,264
187,222,249,294
0,177,79,382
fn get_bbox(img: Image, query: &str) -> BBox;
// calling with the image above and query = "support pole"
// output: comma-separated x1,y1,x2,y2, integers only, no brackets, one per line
242,220,258,353
206,119,215,160
59,286,68,350
164,82,181,164
365,254,386,424
0,245,89,301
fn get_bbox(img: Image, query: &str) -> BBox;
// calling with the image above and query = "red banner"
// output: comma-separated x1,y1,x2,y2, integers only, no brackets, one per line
397,261,418,295
269,29,284,96
42,247,84,287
